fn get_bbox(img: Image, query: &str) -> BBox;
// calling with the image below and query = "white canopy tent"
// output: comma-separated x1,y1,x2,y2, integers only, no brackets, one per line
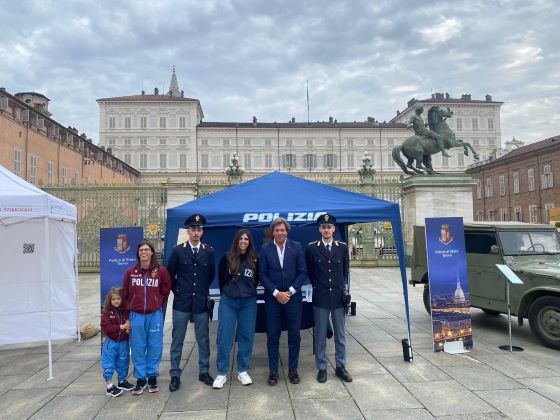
0,165,79,379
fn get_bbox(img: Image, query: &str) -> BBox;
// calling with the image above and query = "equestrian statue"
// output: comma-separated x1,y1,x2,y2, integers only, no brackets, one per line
392,104,479,175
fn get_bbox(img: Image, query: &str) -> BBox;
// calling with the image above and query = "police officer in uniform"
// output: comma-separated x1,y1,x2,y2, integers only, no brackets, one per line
167,214,216,391
305,213,352,383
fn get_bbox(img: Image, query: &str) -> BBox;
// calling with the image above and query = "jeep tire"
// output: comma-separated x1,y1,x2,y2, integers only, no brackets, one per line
528,296,560,349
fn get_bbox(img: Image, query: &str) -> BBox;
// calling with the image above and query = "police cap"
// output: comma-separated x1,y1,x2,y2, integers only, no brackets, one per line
317,213,336,226
185,214,206,227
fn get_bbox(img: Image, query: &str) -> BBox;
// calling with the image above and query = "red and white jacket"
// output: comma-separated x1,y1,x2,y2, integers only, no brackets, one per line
123,264,171,314
100,307,130,342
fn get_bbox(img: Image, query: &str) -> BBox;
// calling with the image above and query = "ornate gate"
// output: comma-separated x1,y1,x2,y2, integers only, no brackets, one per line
44,185,167,269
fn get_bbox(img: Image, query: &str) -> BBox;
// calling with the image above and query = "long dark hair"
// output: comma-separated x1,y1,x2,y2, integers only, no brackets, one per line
103,286,124,311
228,229,257,279
136,240,159,268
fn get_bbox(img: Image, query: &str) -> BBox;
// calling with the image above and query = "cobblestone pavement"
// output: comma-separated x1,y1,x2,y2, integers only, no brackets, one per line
1,268,559,419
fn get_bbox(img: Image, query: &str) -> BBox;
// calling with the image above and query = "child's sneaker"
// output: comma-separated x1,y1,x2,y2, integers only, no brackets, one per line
132,378,147,395
148,376,159,393
106,384,123,397
117,379,135,391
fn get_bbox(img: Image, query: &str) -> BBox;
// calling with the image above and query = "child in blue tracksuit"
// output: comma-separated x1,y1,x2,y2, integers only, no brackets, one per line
101,287,133,397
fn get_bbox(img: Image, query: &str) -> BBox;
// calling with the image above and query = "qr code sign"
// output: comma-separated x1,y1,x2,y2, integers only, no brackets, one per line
23,243,35,254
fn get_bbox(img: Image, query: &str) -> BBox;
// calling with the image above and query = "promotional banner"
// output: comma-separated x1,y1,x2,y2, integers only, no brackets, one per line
100,227,144,309
425,217,473,352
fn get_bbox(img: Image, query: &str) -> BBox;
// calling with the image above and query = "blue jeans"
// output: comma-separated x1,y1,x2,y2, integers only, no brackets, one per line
129,310,163,379
101,337,130,382
216,294,257,375
169,310,210,377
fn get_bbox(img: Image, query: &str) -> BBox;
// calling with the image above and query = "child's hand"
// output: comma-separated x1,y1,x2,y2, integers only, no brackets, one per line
123,320,131,329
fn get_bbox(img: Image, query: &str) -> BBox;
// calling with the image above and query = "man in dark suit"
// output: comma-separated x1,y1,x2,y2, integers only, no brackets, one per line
305,213,352,383
259,217,307,386
167,214,215,391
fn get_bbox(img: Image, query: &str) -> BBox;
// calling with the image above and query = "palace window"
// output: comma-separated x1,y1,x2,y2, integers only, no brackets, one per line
514,206,522,222
306,139,313,147
140,154,147,169
29,155,37,184
265,139,272,147
513,172,519,193
544,203,554,223
179,116,186,129
528,168,535,191
201,154,209,169
124,138,132,145
13,149,21,176
108,117,115,129
179,138,187,145
485,178,493,197
124,117,131,129
140,138,148,146
265,154,273,168
223,154,230,168
47,161,53,183
347,139,353,146
304,154,316,169
472,118,478,130
324,154,336,169
244,154,251,169
159,154,167,169
347,153,354,168
542,164,553,189
140,117,147,129
488,119,494,130
456,118,462,130
529,205,538,223
180,154,187,169
222,139,229,146
124,154,131,165
283,154,296,168
457,152,464,167
476,180,482,199
500,208,508,221
159,117,166,128
244,139,251,146
200,139,208,146
285,139,293,147
499,175,505,196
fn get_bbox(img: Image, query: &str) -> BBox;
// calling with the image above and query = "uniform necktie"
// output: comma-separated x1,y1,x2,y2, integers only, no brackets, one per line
193,247,198,255
326,244,331,254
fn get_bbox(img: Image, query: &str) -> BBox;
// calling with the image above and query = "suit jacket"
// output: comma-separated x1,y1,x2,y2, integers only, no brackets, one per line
259,239,307,301
166,242,215,314
305,240,348,309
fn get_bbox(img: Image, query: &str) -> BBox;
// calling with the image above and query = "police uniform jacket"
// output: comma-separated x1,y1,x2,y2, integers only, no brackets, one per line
305,240,349,309
166,242,215,314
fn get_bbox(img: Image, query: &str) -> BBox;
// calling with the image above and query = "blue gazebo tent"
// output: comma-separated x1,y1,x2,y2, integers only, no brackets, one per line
164,171,412,354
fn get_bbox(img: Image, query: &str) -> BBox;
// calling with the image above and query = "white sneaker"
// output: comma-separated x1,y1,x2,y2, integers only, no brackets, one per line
237,371,252,386
213,374,227,389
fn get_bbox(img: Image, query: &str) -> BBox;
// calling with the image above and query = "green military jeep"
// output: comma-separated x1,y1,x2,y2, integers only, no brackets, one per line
410,222,560,349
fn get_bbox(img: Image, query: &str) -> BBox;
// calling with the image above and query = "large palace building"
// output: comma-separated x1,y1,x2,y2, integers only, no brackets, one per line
1,88,138,185
98,69,503,176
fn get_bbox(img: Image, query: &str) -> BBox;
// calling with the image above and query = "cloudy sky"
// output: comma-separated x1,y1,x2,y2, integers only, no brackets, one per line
1,0,558,146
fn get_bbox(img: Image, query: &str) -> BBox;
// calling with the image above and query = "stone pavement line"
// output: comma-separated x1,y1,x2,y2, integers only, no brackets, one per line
1,269,560,419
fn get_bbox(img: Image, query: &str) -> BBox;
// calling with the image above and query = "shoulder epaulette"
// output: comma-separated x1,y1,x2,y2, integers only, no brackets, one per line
335,240,346,246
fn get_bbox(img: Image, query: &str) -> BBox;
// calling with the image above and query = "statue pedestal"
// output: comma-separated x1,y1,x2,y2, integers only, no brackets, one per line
402,174,475,255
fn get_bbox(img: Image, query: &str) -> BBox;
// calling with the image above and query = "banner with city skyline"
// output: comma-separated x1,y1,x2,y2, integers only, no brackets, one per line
426,217,473,352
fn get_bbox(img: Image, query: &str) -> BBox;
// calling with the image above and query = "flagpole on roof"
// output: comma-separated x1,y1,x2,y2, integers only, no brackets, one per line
306,80,310,125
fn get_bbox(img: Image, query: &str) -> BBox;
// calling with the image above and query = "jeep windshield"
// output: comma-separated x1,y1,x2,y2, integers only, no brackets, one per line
498,230,560,255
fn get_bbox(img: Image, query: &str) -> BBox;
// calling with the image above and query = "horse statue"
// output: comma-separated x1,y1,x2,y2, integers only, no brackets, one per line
392,105,480,175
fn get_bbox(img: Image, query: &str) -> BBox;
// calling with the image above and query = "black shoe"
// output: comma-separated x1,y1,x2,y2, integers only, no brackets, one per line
198,372,214,386
147,376,159,393
169,376,181,392
317,370,327,383
106,384,123,397
267,372,278,386
117,380,135,391
288,369,300,384
132,378,147,395
335,366,353,382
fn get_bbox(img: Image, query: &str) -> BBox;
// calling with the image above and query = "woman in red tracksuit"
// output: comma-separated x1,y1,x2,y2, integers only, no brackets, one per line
123,240,171,395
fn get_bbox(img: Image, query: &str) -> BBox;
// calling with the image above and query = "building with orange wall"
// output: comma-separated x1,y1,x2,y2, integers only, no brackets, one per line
0,88,138,185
